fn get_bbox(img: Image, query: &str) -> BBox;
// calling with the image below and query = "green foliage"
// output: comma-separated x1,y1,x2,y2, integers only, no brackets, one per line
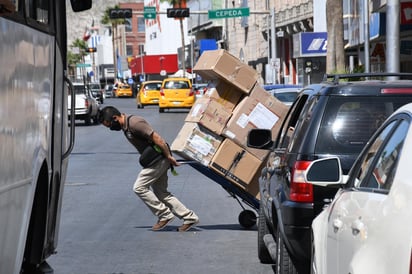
101,5,126,26
67,38,89,68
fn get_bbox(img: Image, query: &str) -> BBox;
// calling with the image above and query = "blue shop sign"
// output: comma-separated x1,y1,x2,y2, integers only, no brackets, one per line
293,32,327,58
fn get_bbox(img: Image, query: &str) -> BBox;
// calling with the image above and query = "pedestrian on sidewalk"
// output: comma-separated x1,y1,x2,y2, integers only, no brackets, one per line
99,106,199,232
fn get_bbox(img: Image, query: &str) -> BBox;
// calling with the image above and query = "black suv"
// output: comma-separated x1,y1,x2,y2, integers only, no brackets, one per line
247,73,412,273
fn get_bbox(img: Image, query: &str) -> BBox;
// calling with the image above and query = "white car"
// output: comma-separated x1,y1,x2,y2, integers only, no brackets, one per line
68,82,100,125
305,103,412,274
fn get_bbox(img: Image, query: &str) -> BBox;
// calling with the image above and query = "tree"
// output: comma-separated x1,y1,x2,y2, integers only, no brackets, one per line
162,0,187,77
67,38,89,80
101,5,127,81
326,0,345,73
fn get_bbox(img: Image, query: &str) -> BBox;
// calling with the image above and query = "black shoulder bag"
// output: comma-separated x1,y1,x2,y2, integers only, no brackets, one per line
139,144,164,168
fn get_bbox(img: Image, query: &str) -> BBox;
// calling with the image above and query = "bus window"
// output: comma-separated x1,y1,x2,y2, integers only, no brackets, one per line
28,0,49,24
0,0,17,15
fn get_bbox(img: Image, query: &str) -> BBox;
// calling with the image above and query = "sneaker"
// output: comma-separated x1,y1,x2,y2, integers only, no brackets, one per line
152,217,174,231
177,220,199,232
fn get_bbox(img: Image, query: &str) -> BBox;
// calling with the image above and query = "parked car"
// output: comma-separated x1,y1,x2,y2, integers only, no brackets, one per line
104,84,114,98
158,77,194,113
306,102,412,274
247,73,412,273
193,83,209,100
114,83,133,97
263,84,302,106
136,80,162,108
68,82,99,125
88,82,104,103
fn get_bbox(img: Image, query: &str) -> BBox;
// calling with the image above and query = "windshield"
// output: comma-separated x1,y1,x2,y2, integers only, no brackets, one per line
315,96,412,154
145,83,161,90
164,80,190,89
273,92,299,103
71,85,86,95
89,84,100,90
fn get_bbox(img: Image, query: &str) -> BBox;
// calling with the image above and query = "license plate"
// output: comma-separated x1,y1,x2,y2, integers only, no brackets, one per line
173,101,181,105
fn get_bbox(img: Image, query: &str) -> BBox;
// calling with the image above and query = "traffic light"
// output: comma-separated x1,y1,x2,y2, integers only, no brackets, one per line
109,8,132,19
166,8,190,18
87,47,97,53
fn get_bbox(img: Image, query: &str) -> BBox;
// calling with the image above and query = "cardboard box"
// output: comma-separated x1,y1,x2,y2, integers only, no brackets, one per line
171,122,223,166
209,139,263,198
185,97,232,135
205,80,244,112
223,84,289,160
193,49,259,94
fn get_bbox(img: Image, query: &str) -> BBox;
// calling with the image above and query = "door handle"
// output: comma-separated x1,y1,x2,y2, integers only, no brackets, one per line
63,76,76,159
332,218,343,233
351,218,365,237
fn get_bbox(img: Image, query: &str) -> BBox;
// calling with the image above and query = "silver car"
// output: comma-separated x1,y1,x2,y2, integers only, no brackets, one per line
306,103,412,274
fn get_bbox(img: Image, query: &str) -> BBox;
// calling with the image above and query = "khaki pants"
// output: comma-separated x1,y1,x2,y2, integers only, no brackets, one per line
133,158,198,224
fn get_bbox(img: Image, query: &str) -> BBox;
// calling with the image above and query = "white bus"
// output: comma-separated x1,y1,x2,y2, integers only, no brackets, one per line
0,0,91,273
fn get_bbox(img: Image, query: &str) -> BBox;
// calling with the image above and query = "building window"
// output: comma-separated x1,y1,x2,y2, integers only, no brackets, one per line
126,45,133,56
125,18,132,32
138,17,145,33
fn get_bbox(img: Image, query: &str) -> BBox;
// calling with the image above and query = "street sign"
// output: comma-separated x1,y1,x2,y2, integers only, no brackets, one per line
208,7,250,19
76,63,91,68
144,6,156,19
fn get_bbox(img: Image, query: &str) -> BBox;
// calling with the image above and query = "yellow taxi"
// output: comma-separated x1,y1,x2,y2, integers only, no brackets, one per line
114,83,133,97
136,80,162,108
158,77,194,113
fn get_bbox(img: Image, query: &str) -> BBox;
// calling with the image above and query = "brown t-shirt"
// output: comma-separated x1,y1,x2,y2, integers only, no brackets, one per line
123,114,154,154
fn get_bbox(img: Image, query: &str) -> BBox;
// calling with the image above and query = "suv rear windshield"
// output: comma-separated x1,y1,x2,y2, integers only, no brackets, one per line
316,96,408,154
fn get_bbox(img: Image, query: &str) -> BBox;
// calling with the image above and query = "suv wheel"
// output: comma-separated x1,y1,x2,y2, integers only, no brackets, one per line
84,112,91,125
258,205,273,263
238,209,256,228
276,222,298,274
159,108,164,113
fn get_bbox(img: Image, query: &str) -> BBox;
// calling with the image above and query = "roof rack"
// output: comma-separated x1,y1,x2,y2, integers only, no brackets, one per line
322,73,412,84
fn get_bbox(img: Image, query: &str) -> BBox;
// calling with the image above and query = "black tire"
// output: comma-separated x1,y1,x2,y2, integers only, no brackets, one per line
258,205,274,263
276,222,298,274
137,104,143,109
159,108,165,113
84,112,91,125
238,209,256,229
93,115,99,124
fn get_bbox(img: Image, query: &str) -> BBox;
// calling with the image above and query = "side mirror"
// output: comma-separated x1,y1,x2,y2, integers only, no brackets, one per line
304,157,343,186
247,129,273,149
70,0,92,12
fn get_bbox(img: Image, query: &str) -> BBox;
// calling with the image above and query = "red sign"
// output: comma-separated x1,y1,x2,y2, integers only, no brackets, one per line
129,54,178,75
401,2,412,25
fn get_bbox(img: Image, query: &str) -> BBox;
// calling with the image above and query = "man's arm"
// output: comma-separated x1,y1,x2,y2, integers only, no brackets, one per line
151,131,180,166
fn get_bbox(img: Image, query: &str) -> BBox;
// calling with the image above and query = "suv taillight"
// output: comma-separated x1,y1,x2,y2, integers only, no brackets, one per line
85,100,89,108
290,160,314,203
160,88,164,96
189,87,194,96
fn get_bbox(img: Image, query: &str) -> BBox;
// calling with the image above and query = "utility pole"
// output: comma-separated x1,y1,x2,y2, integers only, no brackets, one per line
271,8,277,84
386,0,400,74
364,0,370,73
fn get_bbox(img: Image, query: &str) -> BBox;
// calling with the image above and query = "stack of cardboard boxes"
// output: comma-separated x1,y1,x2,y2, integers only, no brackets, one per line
171,49,289,199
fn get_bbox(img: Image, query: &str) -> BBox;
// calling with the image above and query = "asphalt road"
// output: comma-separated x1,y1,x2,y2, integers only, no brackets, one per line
48,97,275,274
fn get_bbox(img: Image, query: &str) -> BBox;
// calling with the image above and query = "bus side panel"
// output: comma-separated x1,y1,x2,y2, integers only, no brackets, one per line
0,18,53,273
